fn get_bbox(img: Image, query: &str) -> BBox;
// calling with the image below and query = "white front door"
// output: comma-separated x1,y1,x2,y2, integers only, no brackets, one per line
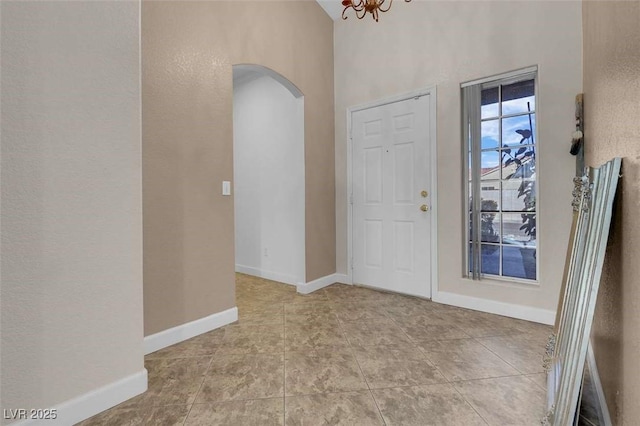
352,95,432,298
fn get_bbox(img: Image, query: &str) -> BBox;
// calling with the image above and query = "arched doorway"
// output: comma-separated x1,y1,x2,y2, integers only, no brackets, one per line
232,64,305,285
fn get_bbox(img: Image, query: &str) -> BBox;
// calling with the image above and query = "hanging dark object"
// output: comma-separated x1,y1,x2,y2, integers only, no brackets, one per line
570,131,583,155
570,94,584,156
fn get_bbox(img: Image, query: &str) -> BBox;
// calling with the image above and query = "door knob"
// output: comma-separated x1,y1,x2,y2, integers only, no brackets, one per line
420,204,429,212
421,190,428,198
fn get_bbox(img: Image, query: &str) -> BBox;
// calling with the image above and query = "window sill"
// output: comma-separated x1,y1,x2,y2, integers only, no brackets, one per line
462,274,540,288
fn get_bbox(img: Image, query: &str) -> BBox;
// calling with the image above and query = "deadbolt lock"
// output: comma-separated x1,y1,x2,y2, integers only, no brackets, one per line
420,204,429,212
421,190,428,198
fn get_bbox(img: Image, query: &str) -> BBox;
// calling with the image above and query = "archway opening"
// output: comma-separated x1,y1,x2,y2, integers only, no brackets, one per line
232,64,305,285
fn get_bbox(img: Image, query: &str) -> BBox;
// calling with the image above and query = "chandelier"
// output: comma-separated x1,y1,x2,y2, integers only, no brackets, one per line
341,0,411,22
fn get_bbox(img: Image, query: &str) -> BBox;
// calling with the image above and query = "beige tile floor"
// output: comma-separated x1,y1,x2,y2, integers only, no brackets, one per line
78,274,551,425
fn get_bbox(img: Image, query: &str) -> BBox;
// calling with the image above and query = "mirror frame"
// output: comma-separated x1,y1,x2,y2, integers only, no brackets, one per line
545,157,621,426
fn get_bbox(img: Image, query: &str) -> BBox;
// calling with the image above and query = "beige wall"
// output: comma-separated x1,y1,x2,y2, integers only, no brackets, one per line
142,1,334,335
335,1,583,316
1,0,143,418
583,2,640,423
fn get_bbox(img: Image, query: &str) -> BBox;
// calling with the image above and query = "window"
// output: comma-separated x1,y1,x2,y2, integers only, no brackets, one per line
463,68,537,282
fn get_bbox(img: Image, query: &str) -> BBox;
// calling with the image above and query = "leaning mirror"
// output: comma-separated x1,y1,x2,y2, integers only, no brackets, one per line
545,157,621,426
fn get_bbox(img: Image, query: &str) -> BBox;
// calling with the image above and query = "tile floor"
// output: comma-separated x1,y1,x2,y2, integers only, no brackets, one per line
78,274,552,425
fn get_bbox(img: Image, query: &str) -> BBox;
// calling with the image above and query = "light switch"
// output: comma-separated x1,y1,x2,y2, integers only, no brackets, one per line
222,181,231,196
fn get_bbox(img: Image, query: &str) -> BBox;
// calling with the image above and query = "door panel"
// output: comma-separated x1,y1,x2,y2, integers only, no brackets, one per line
364,148,383,204
393,221,414,273
352,95,431,298
364,220,383,268
394,142,414,204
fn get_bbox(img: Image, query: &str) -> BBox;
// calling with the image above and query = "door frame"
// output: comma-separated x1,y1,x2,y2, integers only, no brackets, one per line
346,87,438,299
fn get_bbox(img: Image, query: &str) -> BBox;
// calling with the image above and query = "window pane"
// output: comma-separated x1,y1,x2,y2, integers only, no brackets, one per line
481,212,500,243
481,87,499,119
481,244,500,275
502,179,536,211
480,182,500,211
502,246,536,280
502,212,536,247
502,114,535,147
500,156,520,180
501,150,536,181
481,120,499,149
501,79,535,115
481,150,500,175
503,95,535,116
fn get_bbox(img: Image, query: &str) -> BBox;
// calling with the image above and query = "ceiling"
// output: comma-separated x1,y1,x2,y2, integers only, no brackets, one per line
316,0,343,20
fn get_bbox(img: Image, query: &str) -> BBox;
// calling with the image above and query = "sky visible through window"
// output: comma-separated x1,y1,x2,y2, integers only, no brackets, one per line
481,95,535,167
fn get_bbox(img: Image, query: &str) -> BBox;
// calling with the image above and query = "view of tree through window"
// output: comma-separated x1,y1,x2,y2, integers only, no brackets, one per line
466,75,537,281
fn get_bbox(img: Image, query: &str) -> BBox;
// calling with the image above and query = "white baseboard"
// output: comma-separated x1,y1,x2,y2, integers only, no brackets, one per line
144,307,238,355
10,369,147,426
334,273,352,285
432,290,555,325
297,273,340,294
235,264,298,286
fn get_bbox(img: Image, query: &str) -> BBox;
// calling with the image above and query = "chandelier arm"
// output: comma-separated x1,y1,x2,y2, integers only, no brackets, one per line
351,0,365,11
342,0,365,20
378,0,393,13
341,5,353,20
356,7,367,19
